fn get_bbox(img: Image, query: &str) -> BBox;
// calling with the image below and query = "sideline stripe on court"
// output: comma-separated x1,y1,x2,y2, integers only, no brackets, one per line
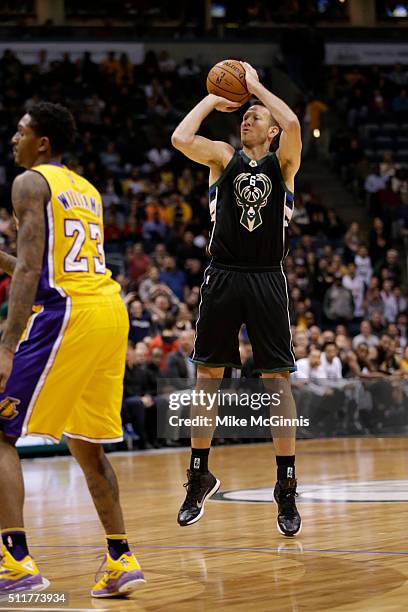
30,544,408,556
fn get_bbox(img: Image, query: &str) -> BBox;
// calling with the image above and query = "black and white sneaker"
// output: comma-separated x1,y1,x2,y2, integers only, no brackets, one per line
177,469,220,526
274,478,302,537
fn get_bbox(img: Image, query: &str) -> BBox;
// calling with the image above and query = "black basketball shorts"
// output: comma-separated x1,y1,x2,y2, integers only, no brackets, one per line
190,262,297,373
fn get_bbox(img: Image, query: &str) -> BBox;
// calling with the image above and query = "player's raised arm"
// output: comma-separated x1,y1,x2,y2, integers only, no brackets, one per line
171,94,237,168
242,62,302,176
0,171,48,358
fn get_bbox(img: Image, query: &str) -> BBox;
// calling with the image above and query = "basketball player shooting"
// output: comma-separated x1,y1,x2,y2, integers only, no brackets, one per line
0,103,145,596
172,62,302,536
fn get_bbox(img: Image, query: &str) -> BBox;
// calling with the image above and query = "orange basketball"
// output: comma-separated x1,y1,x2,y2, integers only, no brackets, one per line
206,59,250,105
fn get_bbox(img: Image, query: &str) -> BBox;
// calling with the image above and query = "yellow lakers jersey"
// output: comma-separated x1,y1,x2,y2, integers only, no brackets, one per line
32,163,119,304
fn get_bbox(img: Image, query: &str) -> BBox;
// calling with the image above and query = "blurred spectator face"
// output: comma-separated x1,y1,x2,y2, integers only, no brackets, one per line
387,323,399,338
186,287,199,307
386,249,398,265
368,277,379,290
398,313,408,326
360,320,372,336
305,311,315,327
187,259,201,274
380,269,390,282
134,343,148,365
403,346,408,360
154,295,170,311
183,231,194,244
294,331,308,347
163,256,175,271
309,326,321,343
295,345,307,360
150,347,163,367
335,325,347,336
309,349,321,368
380,334,392,352
318,258,328,271
347,263,356,277
323,245,333,259
356,343,369,361
358,245,368,258
133,243,144,255
324,343,338,363
148,266,160,281
373,217,383,232
291,287,302,302
336,334,349,350
130,300,143,318
322,330,335,344
179,330,195,354
177,303,191,320
155,244,166,258
371,311,383,327
382,280,393,293
296,301,306,316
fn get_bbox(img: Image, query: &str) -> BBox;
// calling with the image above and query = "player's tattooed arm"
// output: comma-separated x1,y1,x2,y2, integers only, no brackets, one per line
0,171,48,353
0,251,17,276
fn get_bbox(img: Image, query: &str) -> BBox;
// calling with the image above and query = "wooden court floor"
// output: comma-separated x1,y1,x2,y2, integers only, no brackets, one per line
3,437,408,612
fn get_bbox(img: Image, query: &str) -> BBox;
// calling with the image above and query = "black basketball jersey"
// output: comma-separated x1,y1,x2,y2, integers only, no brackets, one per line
208,149,294,268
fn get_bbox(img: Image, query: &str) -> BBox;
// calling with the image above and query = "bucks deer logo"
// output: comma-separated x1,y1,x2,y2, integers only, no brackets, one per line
233,173,272,232
0,397,20,420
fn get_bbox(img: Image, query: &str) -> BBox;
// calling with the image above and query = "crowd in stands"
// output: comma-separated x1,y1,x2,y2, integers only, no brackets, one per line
0,48,407,446
328,64,408,240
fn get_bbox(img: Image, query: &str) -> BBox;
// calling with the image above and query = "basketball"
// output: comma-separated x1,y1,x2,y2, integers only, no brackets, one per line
206,59,250,104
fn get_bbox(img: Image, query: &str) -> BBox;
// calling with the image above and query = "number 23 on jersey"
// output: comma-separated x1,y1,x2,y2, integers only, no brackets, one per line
64,219,106,274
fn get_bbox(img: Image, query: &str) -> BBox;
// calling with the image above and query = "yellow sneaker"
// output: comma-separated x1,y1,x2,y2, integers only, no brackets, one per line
0,546,49,595
91,552,145,598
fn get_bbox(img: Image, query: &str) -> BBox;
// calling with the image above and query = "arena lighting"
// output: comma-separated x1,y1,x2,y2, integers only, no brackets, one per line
313,129,321,138
392,5,408,17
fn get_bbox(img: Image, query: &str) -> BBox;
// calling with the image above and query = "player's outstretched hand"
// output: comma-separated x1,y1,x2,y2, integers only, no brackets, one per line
242,62,260,93
210,95,241,113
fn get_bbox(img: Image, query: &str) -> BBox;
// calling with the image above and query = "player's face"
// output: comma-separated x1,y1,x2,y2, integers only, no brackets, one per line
241,105,278,147
11,114,46,168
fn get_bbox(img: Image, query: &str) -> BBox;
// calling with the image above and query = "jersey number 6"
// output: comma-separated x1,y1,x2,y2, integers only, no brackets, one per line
64,219,106,274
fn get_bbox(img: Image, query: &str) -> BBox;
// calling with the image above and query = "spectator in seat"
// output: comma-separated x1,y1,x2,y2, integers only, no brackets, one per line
352,320,380,350
159,255,186,301
354,245,372,286
166,330,196,382
148,320,180,370
320,341,343,379
323,273,354,325
342,262,365,319
122,342,153,450
128,300,154,345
